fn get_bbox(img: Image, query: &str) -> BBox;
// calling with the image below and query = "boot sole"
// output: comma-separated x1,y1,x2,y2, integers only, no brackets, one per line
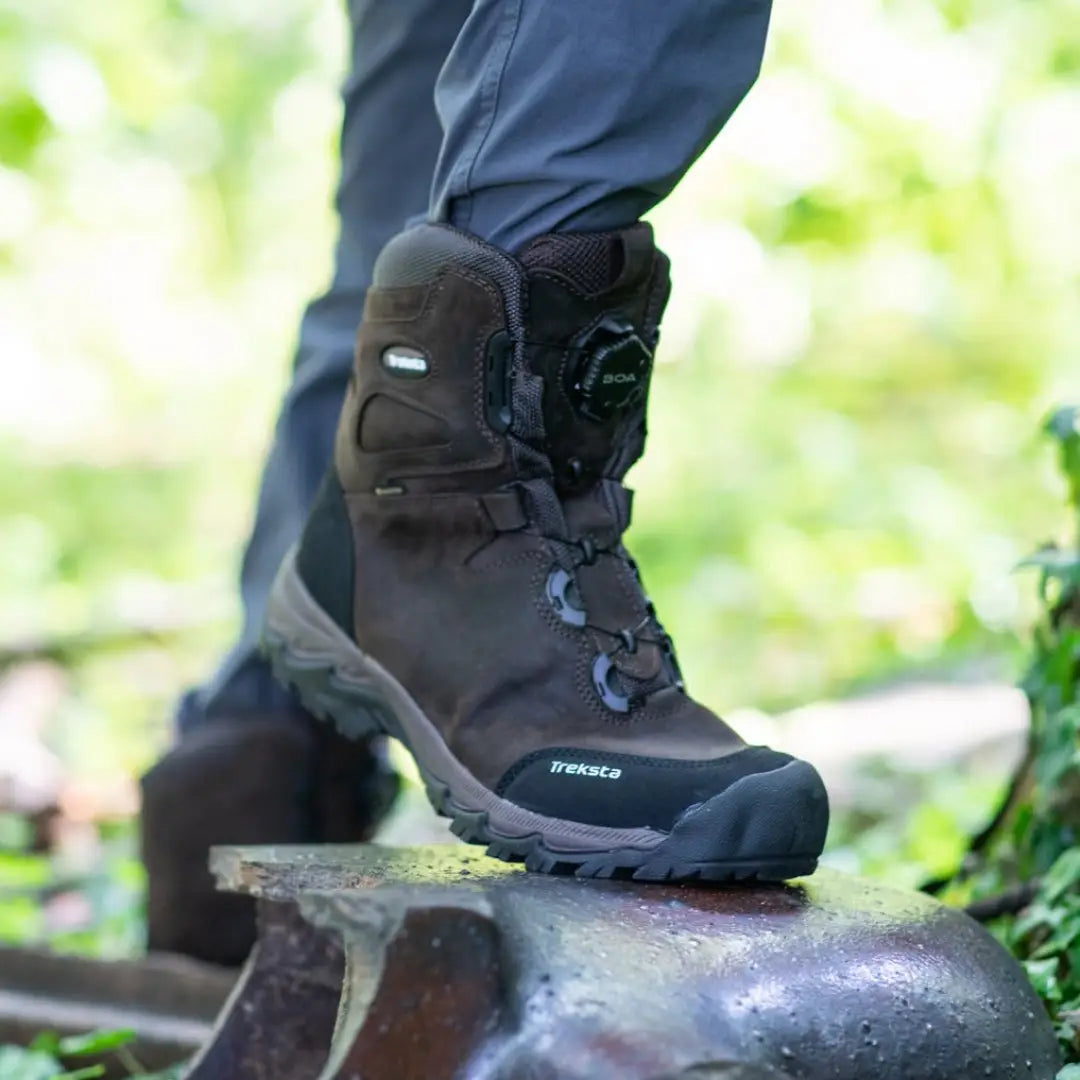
261,550,825,883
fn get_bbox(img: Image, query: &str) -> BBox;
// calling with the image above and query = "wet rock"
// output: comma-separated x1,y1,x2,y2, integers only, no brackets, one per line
186,903,344,1080
192,844,1060,1080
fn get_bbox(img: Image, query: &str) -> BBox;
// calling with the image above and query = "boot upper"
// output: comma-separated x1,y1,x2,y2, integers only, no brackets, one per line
297,223,795,831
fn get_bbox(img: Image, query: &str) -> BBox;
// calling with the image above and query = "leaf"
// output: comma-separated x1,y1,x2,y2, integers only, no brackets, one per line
1018,547,1080,576
1045,406,1080,507
0,1045,64,1080
28,1033,61,1056
57,1029,135,1057
1031,916,1080,961
0,94,51,169
1025,957,1063,1004
55,1068,105,1080
1012,901,1058,944
1056,1067,1080,1079
0,853,52,889
1046,407,1080,446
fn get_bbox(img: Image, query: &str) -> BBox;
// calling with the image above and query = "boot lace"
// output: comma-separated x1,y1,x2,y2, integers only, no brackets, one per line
517,478,684,713
495,334,681,712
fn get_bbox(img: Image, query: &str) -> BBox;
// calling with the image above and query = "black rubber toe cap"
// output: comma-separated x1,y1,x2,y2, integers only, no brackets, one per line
496,745,803,832
656,758,830,871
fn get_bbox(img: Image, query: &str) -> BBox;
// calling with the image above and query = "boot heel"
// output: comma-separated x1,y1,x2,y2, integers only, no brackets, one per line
262,550,394,744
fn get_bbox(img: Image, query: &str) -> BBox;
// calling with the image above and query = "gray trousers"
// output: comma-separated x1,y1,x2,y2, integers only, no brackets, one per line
178,0,772,731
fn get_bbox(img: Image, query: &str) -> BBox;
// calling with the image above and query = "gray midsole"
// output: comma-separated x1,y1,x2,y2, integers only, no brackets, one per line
266,551,666,855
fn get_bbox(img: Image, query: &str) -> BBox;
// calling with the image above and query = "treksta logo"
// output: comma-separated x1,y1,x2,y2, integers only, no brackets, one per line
380,346,430,378
601,372,638,385
549,760,622,780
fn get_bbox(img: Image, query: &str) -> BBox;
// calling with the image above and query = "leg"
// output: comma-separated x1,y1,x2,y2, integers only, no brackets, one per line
267,0,830,881
182,0,476,731
143,0,473,965
431,0,773,250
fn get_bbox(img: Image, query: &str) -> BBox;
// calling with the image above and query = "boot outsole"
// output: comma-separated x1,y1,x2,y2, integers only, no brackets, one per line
262,550,827,884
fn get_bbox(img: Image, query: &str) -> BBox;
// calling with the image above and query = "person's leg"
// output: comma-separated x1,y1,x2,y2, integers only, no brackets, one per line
265,0,830,881
142,0,474,965
431,0,773,249
180,0,475,732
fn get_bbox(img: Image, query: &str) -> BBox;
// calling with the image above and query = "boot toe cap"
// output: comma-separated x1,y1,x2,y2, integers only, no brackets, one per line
496,744,827,841
662,757,830,868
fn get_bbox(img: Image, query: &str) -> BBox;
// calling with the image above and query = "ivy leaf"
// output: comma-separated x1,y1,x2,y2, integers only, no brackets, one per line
1045,406,1080,503
1046,406,1079,445
1042,848,1080,905
1025,957,1064,1004
1031,917,1080,961
27,1034,61,1056
1013,900,1061,943
57,1029,135,1057
0,1046,65,1080
1018,547,1080,576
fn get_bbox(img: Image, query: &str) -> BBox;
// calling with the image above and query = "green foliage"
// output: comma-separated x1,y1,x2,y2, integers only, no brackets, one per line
0,821,145,957
965,408,1080,1062
826,756,1005,889
0,1028,184,1079
0,1047,71,1080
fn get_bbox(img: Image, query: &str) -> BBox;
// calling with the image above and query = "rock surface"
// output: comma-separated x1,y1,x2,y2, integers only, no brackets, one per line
194,843,1060,1080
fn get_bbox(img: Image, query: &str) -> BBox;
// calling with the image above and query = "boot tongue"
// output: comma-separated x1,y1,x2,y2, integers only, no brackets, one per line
515,225,669,491
561,479,633,543
516,230,675,696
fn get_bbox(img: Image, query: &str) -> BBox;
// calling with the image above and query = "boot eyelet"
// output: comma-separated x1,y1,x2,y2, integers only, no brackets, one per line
546,568,586,627
592,653,630,713
578,537,598,565
617,628,637,654
564,457,584,485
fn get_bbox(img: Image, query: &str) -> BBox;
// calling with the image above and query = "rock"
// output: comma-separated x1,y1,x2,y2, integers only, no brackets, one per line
184,843,1060,1080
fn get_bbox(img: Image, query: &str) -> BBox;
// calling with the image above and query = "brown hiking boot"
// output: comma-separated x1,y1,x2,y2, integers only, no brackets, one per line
262,223,828,881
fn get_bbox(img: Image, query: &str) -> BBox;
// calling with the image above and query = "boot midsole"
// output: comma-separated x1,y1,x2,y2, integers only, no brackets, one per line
264,549,668,855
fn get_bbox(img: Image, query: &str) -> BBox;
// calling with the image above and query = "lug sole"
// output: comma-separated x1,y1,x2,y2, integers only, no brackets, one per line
261,549,824,883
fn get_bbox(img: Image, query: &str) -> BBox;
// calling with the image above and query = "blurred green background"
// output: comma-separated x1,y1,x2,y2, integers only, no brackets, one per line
0,0,1077,953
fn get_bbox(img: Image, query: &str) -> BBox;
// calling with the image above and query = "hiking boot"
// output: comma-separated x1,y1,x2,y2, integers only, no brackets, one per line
262,222,828,881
